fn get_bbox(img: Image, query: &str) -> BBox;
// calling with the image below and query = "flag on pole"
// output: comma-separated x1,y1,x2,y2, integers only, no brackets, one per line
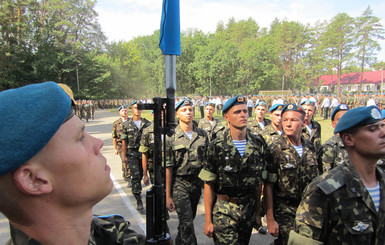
159,0,181,55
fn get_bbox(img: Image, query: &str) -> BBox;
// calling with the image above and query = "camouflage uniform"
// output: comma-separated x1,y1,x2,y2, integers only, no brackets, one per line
112,118,130,180
249,118,272,136
121,118,151,195
318,134,349,173
166,124,209,245
265,134,319,244
291,160,385,245
259,124,281,148
198,117,225,141
138,123,156,183
199,128,267,244
301,120,322,161
6,215,145,245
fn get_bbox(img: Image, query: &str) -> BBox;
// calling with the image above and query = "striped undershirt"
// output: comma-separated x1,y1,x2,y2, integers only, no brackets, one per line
233,139,247,157
293,144,303,157
366,182,380,212
185,131,193,140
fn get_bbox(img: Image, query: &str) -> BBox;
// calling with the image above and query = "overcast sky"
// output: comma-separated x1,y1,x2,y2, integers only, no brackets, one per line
95,0,385,61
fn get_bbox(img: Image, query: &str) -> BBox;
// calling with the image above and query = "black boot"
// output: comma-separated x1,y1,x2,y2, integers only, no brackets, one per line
134,194,145,214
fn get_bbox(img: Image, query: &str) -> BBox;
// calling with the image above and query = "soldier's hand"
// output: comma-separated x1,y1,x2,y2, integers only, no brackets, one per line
267,219,279,237
204,222,214,238
143,174,150,186
166,197,175,212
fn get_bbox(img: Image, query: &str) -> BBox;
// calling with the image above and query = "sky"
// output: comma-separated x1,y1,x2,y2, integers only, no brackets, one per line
95,0,385,62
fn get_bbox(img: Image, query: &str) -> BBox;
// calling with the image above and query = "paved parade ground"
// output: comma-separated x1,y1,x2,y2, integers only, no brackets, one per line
0,110,274,244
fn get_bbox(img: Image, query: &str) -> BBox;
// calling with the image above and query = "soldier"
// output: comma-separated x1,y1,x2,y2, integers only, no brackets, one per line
318,104,350,173
165,99,209,245
259,104,284,148
289,106,385,244
121,101,151,214
198,102,225,141
139,111,155,186
249,101,271,136
300,100,322,158
199,95,267,244
264,103,319,245
112,105,132,184
0,82,144,244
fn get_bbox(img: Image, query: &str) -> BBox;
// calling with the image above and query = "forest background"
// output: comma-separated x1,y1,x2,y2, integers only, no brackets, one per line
1,0,385,99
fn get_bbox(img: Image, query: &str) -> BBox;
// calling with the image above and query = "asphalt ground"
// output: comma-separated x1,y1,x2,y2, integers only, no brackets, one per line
0,110,275,244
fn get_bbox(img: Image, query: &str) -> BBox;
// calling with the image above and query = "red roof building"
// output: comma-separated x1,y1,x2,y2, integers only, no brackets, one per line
316,70,385,93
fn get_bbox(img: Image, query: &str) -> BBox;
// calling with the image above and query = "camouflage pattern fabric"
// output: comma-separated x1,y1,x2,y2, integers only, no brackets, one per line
302,120,322,158
265,134,319,245
318,134,348,173
259,124,282,148
293,160,385,245
377,157,385,171
138,123,156,182
197,117,225,141
166,124,208,245
112,118,130,179
249,118,272,136
122,118,151,194
6,215,145,245
199,128,267,244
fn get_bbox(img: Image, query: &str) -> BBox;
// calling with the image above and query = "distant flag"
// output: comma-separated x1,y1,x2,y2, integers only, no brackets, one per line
159,0,181,55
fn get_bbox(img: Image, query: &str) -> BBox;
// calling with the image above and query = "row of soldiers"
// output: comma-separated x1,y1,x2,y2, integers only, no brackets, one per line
112,96,385,245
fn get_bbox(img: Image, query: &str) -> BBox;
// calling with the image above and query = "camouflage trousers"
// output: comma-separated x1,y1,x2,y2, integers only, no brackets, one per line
127,153,143,194
118,145,130,179
172,176,202,245
273,204,297,245
213,198,256,245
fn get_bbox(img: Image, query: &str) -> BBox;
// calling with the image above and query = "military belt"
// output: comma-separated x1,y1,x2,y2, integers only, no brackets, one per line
217,194,250,205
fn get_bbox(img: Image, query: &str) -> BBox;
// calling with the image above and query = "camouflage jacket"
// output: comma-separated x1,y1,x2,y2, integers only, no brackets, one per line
319,134,348,173
138,123,165,165
199,127,267,198
265,134,319,206
197,117,225,141
293,160,385,245
112,118,127,144
302,120,322,155
121,118,151,154
259,124,282,148
6,215,145,245
249,118,272,136
166,124,209,177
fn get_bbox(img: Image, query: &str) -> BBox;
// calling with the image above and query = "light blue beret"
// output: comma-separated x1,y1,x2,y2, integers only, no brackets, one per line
334,106,382,134
0,82,72,175
281,103,306,116
331,104,349,121
204,102,216,107
382,110,385,120
300,100,315,106
254,101,267,108
175,99,192,111
269,104,284,113
222,95,246,113
118,105,127,111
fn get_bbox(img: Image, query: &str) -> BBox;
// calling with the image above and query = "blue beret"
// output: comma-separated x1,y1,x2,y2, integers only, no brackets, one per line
205,102,216,107
331,104,349,121
334,106,382,134
382,110,385,119
281,103,305,116
269,104,284,113
131,100,141,106
0,82,72,175
175,99,193,111
118,105,127,111
222,95,247,113
300,100,315,106
254,101,267,108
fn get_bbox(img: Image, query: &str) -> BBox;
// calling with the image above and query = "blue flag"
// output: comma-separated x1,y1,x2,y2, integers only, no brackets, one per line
159,0,181,55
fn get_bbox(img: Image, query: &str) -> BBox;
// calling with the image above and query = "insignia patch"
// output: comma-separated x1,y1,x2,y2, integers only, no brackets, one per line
237,96,245,103
371,108,381,119
224,166,233,171
278,105,283,109
288,104,294,109
352,222,369,232
284,163,294,168
340,104,348,110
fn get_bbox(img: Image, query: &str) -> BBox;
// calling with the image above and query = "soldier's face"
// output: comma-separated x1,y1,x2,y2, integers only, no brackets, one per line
132,104,141,117
255,106,266,119
119,108,128,118
270,110,282,127
205,105,215,117
282,111,305,137
303,105,314,122
224,104,248,129
346,121,385,158
177,105,194,123
35,116,113,206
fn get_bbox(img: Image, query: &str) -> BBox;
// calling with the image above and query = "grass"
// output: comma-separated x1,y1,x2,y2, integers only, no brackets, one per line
123,109,334,144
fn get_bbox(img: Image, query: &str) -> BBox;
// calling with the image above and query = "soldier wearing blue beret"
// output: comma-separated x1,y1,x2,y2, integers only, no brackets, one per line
249,101,271,136
0,82,144,244
200,95,267,244
290,105,385,245
264,103,319,244
198,102,225,141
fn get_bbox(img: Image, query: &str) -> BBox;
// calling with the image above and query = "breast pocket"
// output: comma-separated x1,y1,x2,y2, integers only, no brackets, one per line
278,154,298,194
343,220,374,244
218,157,240,188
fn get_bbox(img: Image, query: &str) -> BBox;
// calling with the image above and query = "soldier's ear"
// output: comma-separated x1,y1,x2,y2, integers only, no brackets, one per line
13,163,53,196
340,133,354,147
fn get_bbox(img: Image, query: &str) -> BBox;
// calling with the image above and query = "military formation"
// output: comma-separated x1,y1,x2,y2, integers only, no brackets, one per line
111,93,385,245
